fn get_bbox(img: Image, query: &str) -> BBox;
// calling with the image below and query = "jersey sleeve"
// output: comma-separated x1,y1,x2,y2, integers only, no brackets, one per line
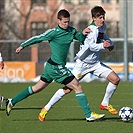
73,28,86,43
84,26,105,52
20,28,55,48
101,23,114,46
104,34,114,46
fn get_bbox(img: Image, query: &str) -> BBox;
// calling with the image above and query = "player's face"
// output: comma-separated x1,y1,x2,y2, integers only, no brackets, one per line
93,15,105,27
58,17,70,29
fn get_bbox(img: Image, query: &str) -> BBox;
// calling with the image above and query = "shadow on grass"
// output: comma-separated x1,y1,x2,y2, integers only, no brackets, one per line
12,118,107,122
1,107,133,123
10,117,133,123
11,118,86,122
4,117,133,123
0,107,41,111
103,117,133,123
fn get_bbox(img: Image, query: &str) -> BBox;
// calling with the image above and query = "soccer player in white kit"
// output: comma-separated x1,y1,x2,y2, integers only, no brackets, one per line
38,6,120,121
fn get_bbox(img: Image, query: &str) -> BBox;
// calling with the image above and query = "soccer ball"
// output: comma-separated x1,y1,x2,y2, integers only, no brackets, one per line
119,106,133,122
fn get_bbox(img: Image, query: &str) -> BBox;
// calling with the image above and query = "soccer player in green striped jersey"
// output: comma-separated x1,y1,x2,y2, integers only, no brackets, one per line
5,9,105,122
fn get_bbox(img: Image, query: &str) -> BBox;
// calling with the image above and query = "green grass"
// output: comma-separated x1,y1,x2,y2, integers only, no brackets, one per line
0,81,133,133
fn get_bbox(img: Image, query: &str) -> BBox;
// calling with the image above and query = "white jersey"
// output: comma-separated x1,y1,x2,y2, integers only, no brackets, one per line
76,22,114,67
0,52,2,61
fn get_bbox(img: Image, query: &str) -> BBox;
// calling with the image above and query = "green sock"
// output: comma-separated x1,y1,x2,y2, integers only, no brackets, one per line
76,92,92,118
11,86,34,106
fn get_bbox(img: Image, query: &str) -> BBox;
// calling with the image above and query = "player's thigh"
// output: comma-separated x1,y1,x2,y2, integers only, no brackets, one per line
32,80,49,93
72,60,88,80
107,71,120,84
66,78,82,93
94,62,112,78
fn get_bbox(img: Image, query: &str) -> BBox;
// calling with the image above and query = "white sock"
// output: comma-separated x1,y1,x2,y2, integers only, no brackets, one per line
101,82,117,106
45,88,65,111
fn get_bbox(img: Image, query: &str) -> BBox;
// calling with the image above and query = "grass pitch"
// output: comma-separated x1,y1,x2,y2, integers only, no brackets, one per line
0,81,133,133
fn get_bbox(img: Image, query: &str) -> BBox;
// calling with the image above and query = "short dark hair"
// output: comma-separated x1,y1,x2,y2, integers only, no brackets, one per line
57,9,70,20
91,6,106,18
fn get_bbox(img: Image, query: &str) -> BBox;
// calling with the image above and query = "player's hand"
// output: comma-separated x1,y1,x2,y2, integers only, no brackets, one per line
82,27,92,35
103,40,110,48
0,61,4,69
16,46,23,54
108,45,114,51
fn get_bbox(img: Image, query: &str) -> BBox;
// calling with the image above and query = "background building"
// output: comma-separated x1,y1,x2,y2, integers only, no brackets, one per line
0,0,132,64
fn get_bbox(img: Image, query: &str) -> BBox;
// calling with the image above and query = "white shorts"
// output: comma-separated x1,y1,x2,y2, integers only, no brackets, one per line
72,59,113,81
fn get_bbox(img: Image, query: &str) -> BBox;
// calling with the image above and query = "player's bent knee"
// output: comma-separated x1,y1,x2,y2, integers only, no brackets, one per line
113,76,120,85
62,86,72,94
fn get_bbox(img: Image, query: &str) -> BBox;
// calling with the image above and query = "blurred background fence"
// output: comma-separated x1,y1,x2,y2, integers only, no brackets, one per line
1,38,133,63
